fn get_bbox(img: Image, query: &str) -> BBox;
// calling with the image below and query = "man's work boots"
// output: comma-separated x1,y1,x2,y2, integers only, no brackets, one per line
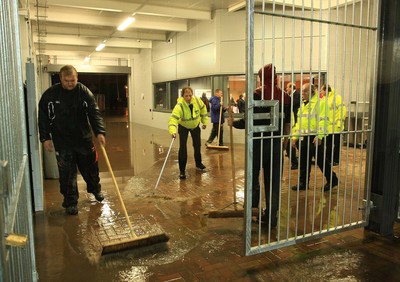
291,184,308,191
179,171,186,179
324,179,339,192
66,205,78,215
196,163,206,171
92,191,104,202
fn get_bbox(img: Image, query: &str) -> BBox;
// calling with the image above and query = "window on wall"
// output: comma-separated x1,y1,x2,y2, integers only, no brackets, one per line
190,76,212,100
152,72,326,112
154,83,167,110
170,79,189,106
227,75,246,107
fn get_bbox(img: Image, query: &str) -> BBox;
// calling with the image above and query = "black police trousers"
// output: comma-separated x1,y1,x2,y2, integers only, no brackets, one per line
178,124,202,173
55,146,101,207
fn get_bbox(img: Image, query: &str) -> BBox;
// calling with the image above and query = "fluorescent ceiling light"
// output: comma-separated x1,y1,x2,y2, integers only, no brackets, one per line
117,17,135,31
83,56,90,63
95,43,106,51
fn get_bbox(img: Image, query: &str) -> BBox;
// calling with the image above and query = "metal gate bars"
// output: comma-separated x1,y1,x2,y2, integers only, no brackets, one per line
0,0,38,280
244,0,379,256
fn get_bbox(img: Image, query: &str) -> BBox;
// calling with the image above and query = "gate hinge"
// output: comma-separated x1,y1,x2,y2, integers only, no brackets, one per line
360,199,376,210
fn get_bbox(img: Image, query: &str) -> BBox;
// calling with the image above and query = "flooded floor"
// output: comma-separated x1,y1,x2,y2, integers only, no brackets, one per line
34,114,400,281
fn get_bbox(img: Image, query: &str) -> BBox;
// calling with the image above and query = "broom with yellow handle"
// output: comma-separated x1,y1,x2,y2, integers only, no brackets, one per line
207,106,258,218
99,144,169,255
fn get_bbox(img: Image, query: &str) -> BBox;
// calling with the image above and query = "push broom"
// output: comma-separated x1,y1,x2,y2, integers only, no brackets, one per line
206,104,229,150
207,106,258,218
99,144,169,255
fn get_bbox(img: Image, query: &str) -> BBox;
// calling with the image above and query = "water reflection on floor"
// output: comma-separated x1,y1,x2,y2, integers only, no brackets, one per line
34,117,400,281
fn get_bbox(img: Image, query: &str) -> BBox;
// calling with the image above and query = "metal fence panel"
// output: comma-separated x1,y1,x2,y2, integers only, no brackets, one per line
244,0,379,256
0,0,38,280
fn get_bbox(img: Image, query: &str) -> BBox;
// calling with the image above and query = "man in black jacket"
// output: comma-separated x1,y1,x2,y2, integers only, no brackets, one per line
228,64,291,228
285,82,301,169
38,65,106,215
237,93,246,113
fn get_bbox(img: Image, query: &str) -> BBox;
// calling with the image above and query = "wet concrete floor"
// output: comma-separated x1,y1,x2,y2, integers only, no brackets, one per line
34,114,400,281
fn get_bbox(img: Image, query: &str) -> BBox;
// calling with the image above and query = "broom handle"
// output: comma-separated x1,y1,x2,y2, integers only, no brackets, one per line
100,144,135,237
216,103,223,145
153,137,175,194
229,107,237,207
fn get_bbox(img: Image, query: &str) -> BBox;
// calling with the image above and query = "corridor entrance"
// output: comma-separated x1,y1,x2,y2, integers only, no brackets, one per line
244,0,379,255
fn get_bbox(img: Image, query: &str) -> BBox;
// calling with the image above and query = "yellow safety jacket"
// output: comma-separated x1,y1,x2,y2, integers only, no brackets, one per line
168,96,208,135
324,89,347,133
292,93,327,140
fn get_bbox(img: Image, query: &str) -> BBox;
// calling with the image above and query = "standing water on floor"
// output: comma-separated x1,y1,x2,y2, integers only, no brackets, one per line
34,120,400,281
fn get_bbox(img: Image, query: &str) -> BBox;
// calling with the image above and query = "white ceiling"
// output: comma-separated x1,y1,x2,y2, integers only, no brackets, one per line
18,0,242,58
18,0,356,59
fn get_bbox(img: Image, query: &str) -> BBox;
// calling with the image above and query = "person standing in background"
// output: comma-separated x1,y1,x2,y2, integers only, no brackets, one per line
201,92,210,112
229,64,291,228
285,82,301,169
206,89,227,146
291,83,339,192
229,94,236,107
237,93,246,113
320,84,347,166
168,87,208,179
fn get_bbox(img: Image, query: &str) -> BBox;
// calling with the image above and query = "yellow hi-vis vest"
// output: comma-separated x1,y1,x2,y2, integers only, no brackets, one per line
168,96,208,135
324,89,347,133
292,93,327,140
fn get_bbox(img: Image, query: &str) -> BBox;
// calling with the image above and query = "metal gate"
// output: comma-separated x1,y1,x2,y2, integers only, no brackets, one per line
0,0,38,280
244,0,379,255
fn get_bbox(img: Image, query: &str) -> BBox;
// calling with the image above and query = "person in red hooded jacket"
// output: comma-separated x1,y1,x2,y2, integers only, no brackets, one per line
228,64,290,228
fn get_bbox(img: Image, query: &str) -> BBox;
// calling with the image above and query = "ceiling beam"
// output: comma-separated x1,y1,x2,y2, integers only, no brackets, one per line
137,5,211,20
228,1,246,13
45,0,141,13
113,30,166,41
33,34,152,49
30,7,188,32
35,44,140,55
45,0,211,20
129,14,188,32
30,22,167,41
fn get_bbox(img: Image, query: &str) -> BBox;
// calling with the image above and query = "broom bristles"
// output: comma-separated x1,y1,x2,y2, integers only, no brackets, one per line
206,145,229,150
101,233,169,255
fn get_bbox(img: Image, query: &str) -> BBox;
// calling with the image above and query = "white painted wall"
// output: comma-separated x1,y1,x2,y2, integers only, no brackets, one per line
130,49,155,125
132,8,331,143
326,1,377,107
152,9,328,80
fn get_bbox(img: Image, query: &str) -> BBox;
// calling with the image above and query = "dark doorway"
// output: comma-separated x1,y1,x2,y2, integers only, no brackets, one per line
51,73,128,117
